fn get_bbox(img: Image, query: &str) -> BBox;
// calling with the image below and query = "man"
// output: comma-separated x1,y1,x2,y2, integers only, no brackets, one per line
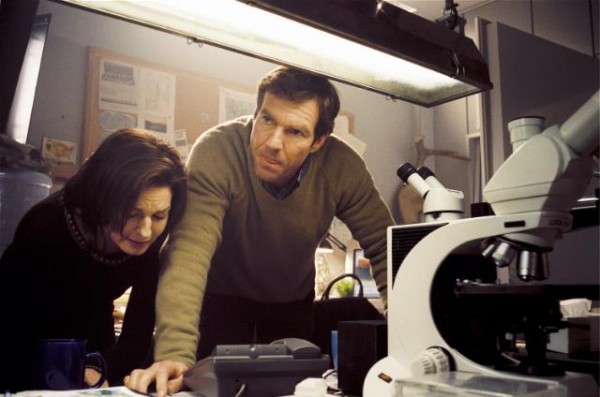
125,66,394,396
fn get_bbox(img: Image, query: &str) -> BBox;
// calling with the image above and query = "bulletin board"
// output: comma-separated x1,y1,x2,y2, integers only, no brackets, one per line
83,47,257,162
84,47,356,163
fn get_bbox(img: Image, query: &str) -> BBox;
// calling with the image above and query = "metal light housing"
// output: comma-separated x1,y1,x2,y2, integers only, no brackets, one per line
52,0,492,107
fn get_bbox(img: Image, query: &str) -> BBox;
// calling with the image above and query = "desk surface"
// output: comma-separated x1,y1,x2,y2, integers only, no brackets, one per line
14,386,343,397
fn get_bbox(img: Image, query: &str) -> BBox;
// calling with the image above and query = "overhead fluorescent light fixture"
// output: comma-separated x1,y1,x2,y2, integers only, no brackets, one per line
384,0,418,14
54,0,492,107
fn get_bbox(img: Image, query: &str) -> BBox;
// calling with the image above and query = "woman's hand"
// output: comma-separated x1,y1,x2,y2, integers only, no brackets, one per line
124,360,189,397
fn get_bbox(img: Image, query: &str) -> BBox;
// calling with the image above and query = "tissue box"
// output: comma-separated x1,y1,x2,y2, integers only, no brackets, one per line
547,315,599,354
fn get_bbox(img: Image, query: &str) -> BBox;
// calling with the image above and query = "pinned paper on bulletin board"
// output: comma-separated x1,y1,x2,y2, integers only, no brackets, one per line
84,47,257,160
218,87,256,123
42,137,77,164
174,128,190,161
97,57,177,146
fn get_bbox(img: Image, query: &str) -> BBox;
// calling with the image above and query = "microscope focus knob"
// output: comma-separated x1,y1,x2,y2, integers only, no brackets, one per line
411,347,451,375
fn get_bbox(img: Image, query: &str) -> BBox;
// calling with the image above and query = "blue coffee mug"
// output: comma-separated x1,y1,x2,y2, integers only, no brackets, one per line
35,339,106,390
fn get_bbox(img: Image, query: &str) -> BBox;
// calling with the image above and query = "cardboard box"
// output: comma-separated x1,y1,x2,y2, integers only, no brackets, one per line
547,315,599,354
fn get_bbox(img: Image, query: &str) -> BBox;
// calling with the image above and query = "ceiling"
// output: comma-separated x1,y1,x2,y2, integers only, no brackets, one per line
397,0,493,21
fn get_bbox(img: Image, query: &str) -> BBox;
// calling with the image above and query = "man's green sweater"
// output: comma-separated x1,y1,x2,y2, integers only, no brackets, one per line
155,116,395,365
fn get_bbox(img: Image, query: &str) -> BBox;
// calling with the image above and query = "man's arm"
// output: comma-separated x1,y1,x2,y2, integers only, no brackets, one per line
331,142,395,309
154,128,235,365
125,125,238,394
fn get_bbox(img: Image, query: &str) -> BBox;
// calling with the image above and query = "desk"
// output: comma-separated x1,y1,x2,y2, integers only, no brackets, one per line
13,385,344,397
547,351,600,384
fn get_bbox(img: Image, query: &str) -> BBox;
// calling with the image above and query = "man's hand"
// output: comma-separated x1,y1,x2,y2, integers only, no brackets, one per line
124,360,189,397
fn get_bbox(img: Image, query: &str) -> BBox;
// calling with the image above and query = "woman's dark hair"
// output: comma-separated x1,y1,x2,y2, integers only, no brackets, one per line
255,66,341,142
64,128,187,238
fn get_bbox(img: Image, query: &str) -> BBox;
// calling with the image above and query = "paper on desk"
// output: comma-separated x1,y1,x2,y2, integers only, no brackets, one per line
14,386,203,397
15,387,147,397
15,387,141,396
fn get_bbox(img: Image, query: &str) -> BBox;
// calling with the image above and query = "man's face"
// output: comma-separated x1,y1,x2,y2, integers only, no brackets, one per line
250,92,326,188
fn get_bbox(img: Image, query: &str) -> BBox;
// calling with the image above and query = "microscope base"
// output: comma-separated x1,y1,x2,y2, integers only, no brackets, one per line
364,358,598,397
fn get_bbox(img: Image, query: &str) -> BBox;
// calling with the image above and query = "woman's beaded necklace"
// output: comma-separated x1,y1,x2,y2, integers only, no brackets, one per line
62,192,130,265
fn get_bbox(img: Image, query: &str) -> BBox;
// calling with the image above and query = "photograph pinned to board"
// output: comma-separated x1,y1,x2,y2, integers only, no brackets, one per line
42,137,77,164
98,110,137,132
219,87,256,123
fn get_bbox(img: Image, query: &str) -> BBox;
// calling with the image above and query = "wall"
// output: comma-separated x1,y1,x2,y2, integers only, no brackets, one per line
29,0,426,225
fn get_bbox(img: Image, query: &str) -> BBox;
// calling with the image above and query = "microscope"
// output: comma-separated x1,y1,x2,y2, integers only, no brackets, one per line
364,91,599,397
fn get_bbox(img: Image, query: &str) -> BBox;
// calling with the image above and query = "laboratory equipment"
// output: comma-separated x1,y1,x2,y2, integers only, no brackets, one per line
364,91,599,397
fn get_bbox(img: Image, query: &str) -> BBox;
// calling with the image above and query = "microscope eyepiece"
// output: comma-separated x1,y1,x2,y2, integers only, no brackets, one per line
397,163,417,182
417,166,435,180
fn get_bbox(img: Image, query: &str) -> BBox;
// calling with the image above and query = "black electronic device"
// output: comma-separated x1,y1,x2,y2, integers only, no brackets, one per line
338,320,387,396
183,338,330,397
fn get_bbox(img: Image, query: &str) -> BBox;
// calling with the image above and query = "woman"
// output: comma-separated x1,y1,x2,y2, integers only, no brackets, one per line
0,128,187,391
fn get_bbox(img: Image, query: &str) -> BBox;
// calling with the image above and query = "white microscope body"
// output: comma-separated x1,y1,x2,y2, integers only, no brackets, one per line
364,91,599,397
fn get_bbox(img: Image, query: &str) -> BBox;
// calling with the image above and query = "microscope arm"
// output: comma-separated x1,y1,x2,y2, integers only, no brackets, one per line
483,91,599,219
482,91,599,251
561,90,600,157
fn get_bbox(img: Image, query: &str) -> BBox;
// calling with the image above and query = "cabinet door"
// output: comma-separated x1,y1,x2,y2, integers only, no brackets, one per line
483,22,599,174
